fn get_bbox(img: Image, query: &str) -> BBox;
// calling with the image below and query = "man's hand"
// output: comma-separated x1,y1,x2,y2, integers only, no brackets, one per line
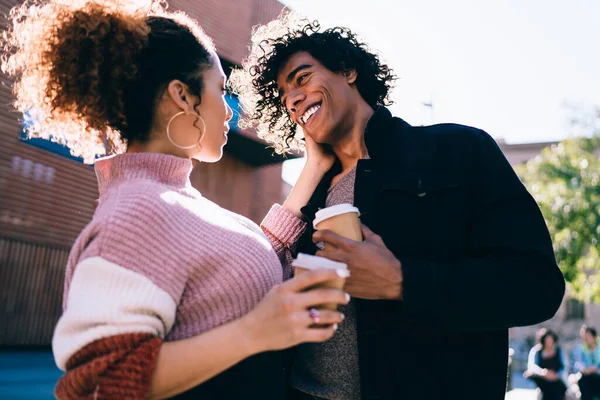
313,224,402,300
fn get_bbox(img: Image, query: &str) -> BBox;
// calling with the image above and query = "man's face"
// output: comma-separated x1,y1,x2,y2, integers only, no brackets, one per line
276,51,358,144
585,332,596,347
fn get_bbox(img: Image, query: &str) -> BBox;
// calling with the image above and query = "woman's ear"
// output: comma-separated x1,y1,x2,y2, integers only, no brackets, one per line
166,79,192,112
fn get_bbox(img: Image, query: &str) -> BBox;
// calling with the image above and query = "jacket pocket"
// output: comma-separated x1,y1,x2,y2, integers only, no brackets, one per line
380,169,462,195
375,169,469,258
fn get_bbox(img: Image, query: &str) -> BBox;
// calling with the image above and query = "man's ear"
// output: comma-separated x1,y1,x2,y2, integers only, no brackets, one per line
345,69,358,85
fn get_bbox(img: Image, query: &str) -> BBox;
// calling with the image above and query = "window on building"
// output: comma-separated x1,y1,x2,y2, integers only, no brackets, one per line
566,298,585,320
20,110,84,163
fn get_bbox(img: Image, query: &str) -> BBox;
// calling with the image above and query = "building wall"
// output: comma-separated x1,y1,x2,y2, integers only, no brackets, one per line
171,0,284,66
0,0,286,346
496,138,557,166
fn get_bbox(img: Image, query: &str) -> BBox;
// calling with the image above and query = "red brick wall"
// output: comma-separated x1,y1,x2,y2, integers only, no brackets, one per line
0,0,287,246
0,0,287,345
171,0,284,65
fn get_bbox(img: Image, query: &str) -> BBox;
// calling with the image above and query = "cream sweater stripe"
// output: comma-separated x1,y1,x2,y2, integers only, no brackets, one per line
53,256,177,371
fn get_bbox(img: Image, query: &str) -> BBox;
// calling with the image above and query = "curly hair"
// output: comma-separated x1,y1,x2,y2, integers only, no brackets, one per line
229,11,396,155
1,0,215,163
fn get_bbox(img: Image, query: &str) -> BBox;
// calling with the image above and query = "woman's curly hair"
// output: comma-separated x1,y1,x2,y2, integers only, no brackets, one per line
1,0,214,163
229,11,396,155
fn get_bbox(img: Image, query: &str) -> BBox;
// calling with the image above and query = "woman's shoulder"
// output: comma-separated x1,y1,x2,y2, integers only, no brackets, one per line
98,180,193,223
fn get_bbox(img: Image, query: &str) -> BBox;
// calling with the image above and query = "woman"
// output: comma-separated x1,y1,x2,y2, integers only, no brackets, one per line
524,329,568,400
1,1,348,399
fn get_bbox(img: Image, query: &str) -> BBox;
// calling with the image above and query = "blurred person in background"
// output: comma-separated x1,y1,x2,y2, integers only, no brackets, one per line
574,326,600,400
524,328,568,400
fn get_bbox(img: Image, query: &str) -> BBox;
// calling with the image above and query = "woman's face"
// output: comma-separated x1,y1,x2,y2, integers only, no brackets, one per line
166,53,233,162
543,335,555,349
193,54,233,162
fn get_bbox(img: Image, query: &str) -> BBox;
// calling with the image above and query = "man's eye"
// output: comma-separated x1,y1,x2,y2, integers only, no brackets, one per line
297,74,308,84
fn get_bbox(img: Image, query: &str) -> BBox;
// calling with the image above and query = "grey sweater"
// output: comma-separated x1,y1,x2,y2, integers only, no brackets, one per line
290,166,362,400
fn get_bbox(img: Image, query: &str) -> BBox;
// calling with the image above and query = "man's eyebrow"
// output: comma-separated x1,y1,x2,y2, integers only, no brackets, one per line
286,64,312,83
278,64,312,99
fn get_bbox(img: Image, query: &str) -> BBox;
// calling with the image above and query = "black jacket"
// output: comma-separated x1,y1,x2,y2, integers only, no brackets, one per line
296,107,565,400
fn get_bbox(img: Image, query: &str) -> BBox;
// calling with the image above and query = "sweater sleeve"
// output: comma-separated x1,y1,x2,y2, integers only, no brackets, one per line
53,195,191,399
400,130,565,331
527,346,544,376
54,332,161,400
261,204,307,279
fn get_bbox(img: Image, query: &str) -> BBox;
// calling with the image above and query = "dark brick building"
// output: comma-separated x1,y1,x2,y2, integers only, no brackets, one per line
0,0,289,346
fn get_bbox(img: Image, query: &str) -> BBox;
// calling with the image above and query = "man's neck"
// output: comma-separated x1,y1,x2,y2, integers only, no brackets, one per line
331,101,374,172
590,343,597,352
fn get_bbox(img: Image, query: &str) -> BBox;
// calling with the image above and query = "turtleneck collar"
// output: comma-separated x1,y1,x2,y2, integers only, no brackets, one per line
94,152,193,196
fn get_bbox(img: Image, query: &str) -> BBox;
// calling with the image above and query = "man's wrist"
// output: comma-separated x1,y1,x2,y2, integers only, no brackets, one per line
386,259,403,300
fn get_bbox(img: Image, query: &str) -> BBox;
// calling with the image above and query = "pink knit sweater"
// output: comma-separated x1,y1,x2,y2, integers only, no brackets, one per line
52,152,306,399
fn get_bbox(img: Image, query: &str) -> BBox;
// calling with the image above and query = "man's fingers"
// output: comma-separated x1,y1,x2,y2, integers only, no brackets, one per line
315,250,347,264
313,230,357,249
361,224,384,245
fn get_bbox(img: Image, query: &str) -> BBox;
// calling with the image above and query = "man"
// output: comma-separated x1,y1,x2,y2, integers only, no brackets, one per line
574,326,600,400
232,13,565,400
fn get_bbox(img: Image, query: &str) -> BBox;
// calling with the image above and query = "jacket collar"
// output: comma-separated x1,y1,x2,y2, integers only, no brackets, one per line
364,106,411,162
300,107,410,221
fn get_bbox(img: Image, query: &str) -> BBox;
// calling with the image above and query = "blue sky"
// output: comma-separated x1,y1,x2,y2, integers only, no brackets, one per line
279,0,599,144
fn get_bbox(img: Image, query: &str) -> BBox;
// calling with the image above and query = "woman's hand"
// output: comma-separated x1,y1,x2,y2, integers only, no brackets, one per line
240,269,349,353
282,134,337,218
303,133,335,174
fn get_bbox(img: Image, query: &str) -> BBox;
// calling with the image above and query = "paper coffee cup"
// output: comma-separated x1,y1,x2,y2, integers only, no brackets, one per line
292,253,349,310
313,204,362,251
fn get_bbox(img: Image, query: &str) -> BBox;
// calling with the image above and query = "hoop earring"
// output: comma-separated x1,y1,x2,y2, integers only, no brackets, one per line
166,110,207,150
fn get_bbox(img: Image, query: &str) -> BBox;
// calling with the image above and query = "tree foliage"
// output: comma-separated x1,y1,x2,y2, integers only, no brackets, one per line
516,112,600,301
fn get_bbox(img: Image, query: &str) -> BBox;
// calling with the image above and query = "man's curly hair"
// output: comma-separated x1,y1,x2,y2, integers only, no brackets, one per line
229,11,396,155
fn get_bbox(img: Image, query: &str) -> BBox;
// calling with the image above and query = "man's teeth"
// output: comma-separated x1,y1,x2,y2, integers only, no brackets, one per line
301,105,320,124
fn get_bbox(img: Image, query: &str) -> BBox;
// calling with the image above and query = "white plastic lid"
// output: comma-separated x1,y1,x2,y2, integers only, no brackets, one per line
291,253,349,277
313,204,360,229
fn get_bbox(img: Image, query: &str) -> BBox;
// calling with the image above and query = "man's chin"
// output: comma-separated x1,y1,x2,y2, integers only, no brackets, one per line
305,130,332,145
